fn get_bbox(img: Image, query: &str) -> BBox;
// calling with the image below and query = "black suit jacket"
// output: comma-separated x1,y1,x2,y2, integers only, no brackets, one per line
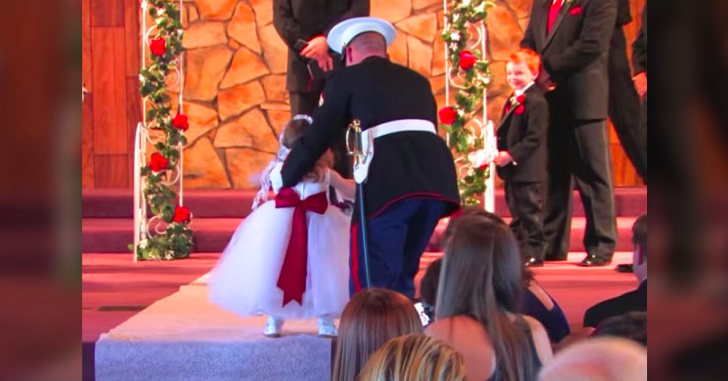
281,56,460,220
584,280,647,328
632,3,647,75
273,0,370,93
521,0,618,120
615,0,632,26
496,85,549,183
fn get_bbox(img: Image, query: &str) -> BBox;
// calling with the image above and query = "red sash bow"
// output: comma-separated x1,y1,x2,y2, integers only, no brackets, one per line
275,187,328,306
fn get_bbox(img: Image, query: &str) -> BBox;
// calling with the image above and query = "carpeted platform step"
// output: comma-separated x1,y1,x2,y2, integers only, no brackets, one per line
83,188,647,219
82,216,639,253
94,282,332,381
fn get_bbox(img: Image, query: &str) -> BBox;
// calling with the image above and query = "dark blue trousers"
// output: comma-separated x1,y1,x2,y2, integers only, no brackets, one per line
350,198,448,299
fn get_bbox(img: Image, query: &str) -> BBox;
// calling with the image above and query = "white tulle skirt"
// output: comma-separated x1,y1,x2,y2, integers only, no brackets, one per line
208,200,351,319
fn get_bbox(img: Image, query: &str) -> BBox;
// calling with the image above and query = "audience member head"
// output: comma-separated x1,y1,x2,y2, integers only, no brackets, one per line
442,207,535,285
443,207,507,240
506,48,540,91
437,216,534,381
593,312,647,347
420,258,442,309
538,337,647,381
632,214,647,282
333,288,424,381
357,334,466,381
346,32,388,66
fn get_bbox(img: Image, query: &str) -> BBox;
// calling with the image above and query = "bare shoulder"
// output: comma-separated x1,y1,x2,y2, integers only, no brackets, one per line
427,316,481,337
427,316,496,381
521,315,554,364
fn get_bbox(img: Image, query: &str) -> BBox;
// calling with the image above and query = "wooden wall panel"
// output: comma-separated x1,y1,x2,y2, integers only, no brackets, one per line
82,0,93,90
82,94,95,188
124,0,140,76
95,154,130,188
92,27,128,155
91,0,125,27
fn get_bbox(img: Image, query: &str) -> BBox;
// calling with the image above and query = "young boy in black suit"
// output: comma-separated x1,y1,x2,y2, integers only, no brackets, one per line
494,49,549,266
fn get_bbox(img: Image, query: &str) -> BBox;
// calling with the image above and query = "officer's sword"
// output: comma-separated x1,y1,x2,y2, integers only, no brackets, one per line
346,119,371,289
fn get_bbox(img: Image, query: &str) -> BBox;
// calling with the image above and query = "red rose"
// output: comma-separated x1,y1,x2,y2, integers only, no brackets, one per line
439,107,458,125
459,50,477,70
149,152,168,172
515,105,525,115
150,38,166,56
516,94,526,104
173,206,191,223
172,114,189,131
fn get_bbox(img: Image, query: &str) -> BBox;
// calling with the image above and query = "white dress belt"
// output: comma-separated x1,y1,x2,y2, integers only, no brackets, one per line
363,119,437,139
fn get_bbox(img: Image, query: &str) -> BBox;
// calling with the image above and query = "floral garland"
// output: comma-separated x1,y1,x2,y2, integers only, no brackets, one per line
132,0,193,260
439,0,495,205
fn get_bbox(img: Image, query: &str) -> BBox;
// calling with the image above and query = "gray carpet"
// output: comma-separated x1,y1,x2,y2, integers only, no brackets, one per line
95,275,333,381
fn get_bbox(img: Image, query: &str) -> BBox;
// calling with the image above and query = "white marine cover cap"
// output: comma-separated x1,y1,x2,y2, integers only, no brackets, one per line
327,17,396,54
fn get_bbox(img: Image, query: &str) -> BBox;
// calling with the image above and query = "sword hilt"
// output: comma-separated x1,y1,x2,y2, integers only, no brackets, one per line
345,119,366,168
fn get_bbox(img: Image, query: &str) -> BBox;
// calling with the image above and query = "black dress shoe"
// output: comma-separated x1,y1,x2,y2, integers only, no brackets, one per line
577,256,612,267
524,258,544,267
616,264,634,273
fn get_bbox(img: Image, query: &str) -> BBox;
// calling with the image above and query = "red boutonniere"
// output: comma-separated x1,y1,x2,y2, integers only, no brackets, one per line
439,106,458,125
569,6,582,15
172,206,191,223
506,94,526,114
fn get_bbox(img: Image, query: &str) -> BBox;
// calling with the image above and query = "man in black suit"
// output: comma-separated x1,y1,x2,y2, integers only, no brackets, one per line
584,214,647,327
608,0,646,182
273,0,369,177
632,2,647,181
279,18,460,298
521,0,618,266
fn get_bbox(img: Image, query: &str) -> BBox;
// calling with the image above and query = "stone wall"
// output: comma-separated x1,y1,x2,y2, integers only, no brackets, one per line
175,0,531,188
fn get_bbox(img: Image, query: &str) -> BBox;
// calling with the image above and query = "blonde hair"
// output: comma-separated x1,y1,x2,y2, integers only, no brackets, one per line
332,289,424,381
281,117,333,182
357,334,466,381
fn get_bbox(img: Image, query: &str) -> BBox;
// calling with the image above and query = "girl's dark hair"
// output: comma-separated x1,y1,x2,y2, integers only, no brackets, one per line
280,117,332,182
332,288,423,381
443,207,535,285
280,118,309,149
420,258,443,308
436,216,535,381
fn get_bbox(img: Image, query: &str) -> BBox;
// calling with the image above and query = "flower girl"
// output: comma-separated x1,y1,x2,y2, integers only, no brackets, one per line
209,114,355,337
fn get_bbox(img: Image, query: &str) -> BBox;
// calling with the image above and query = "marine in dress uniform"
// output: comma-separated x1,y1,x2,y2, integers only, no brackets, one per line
279,17,460,298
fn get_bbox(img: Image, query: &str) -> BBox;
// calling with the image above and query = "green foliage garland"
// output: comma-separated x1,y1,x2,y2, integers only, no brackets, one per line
440,0,495,205
132,0,193,260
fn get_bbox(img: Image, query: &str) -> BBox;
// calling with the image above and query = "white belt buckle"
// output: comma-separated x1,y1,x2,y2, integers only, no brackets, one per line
353,130,374,184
